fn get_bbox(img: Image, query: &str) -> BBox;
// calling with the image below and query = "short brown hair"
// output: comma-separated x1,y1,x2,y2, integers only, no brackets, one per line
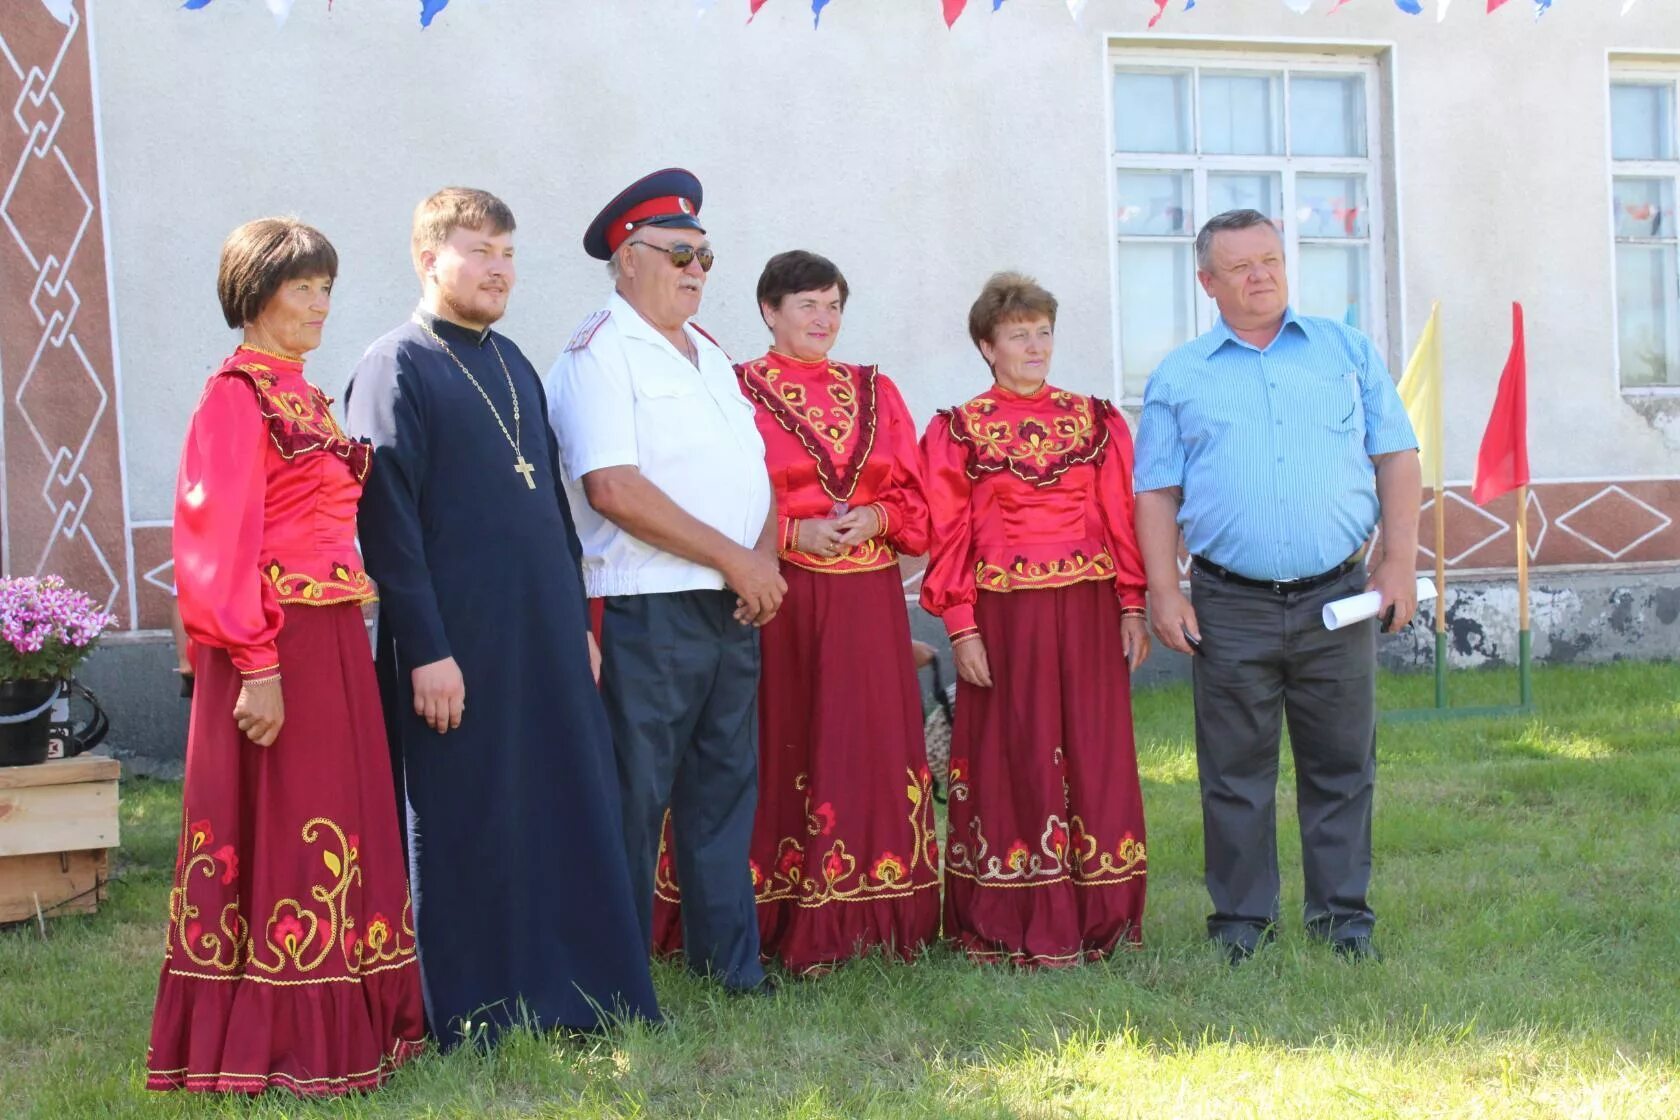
411,187,516,273
968,271,1058,352
755,250,850,315
216,217,338,329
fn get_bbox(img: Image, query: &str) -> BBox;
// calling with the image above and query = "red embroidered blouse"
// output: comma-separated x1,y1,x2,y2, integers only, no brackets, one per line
173,348,374,679
735,351,929,574
919,383,1147,640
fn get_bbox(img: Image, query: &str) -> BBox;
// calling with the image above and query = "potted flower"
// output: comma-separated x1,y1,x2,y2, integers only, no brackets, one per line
0,575,117,766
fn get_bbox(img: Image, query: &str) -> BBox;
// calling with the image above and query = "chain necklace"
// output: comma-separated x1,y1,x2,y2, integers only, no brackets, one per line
413,315,537,490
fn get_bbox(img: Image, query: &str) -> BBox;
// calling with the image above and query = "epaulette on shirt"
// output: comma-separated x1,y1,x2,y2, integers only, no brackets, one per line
689,321,730,361
566,309,611,353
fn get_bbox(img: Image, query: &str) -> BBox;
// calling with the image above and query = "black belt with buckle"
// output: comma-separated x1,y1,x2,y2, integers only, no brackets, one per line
1191,556,1357,595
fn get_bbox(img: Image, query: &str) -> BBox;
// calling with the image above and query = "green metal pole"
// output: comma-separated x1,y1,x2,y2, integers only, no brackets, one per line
1434,631,1448,708
1519,629,1533,709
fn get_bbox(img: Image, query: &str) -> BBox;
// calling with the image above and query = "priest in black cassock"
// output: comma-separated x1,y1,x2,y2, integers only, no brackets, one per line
345,187,659,1046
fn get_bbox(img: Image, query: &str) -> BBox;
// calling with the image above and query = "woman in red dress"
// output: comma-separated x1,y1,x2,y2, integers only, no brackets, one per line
920,272,1152,967
146,219,425,1095
654,251,939,973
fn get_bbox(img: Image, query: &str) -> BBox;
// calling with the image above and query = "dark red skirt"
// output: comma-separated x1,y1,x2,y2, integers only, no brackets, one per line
945,580,1147,966
654,564,940,972
146,603,426,1096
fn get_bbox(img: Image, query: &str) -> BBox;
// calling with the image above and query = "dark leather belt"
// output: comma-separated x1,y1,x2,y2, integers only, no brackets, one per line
1191,556,1357,595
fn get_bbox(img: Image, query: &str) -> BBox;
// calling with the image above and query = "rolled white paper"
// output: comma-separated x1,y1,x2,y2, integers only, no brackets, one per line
1322,577,1438,631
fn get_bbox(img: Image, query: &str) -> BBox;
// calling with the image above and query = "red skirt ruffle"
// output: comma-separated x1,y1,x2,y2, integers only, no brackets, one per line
944,581,1147,966
146,603,426,1096
654,565,939,972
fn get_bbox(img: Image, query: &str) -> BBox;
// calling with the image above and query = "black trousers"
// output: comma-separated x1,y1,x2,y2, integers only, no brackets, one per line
599,589,764,989
1190,565,1377,946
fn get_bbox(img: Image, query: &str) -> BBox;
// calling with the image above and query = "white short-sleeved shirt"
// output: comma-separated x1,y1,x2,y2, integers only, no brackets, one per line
545,292,771,598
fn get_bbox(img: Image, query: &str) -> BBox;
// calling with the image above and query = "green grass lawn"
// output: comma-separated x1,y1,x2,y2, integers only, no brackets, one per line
3,662,1679,1119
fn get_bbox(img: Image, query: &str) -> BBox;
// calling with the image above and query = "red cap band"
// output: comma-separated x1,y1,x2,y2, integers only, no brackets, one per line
603,195,700,254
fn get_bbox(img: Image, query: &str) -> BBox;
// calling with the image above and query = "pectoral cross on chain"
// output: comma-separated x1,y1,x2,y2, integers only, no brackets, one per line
514,454,537,489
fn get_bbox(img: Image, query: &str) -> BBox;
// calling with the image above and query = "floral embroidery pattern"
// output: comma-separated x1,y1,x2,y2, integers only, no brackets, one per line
782,535,898,575
756,767,939,907
975,551,1116,592
263,559,375,606
226,360,372,481
657,768,940,910
945,753,1146,889
738,359,879,503
942,392,1111,487
166,814,416,982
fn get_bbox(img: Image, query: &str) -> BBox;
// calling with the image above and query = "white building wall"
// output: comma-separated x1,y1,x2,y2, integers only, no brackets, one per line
89,0,1680,526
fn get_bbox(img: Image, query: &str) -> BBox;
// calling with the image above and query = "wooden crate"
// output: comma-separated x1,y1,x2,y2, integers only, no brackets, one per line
0,756,120,923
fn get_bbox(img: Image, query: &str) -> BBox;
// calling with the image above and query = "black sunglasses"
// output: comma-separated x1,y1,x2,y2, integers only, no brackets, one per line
628,240,715,272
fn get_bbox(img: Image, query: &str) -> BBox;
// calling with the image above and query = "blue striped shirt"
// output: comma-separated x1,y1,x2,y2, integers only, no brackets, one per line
1133,307,1417,582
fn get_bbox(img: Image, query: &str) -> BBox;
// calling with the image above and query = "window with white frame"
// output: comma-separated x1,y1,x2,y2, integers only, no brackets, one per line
1109,52,1387,400
1609,71,1680,390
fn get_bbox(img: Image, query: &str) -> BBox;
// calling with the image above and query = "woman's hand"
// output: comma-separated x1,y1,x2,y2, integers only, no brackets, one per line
1122,615,1151,672
953,635,993,689
234,677,284,747
796,518,846,558
587,631,602,684
834,506,881,550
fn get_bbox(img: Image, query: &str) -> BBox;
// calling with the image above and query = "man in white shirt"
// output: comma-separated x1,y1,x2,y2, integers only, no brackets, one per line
546,169,782,995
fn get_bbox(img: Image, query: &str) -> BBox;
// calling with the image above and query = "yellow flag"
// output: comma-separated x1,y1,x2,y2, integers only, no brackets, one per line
1397,301,1443,488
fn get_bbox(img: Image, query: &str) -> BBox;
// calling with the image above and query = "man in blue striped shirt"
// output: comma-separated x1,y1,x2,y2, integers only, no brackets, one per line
1134,209,1421,965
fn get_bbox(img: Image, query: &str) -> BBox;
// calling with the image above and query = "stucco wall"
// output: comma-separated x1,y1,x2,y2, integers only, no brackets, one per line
87,0,1680,531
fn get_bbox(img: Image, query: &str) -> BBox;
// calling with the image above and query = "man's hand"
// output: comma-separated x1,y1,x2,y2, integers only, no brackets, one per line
1149,586,1201,655
723,545,787,627
587,631,602,684
796,518,846,558
412,656,465,734
953,636,993,688
834,506,881,550
1122,615,1151,671
1365,557,1418,632
233,677,284,747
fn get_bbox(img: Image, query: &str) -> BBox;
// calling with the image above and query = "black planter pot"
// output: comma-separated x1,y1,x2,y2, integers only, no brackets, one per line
0,678,59,767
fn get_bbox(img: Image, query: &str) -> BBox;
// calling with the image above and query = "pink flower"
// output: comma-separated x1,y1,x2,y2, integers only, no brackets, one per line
212,844,238,885
812,802,837,836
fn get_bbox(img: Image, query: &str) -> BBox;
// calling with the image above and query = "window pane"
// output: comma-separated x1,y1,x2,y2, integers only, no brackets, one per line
1613,177,1676,240
1116,171,1191,235
1209,171,1282,221
1118,242,1195,397
1616,243,1680,387
1114,69,1192,154
1290,74,1367,157
1611,83,1677,162
1200,71,1283,156
1299,244,1370,331
1296,174,1369,239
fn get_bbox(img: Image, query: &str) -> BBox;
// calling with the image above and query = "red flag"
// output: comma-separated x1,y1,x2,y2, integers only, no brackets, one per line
1472,302,1530,506
1487,0,1511,9
943,0,967,25
749,0,770,19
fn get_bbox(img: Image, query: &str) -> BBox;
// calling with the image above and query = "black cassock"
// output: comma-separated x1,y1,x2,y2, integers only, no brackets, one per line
346,309,659,1044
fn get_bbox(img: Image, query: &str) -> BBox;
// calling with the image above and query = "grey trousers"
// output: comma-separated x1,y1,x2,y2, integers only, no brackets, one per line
1190,565,1377,946
600,589,765,990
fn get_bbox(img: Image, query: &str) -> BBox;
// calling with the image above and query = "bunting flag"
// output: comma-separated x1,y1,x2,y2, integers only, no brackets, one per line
1472,303,1530,506
177,0,1613,30
1622,0,1642,12
1397,302,1444,490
